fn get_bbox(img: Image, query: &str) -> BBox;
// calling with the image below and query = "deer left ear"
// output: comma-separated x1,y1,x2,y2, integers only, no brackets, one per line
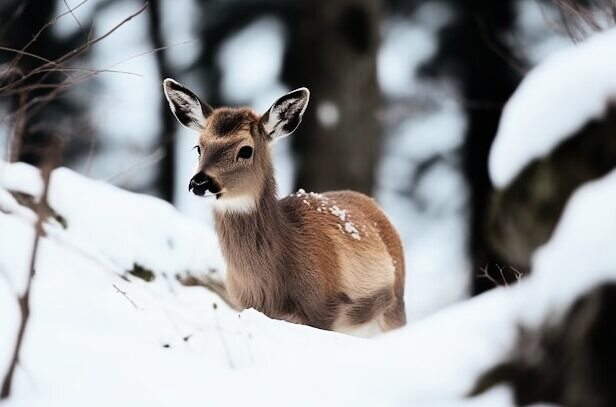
163,78,213,132
261,87,310,141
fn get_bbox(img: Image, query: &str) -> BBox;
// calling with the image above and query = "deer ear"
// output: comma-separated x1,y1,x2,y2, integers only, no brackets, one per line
261,87,310,141
163,78,213,131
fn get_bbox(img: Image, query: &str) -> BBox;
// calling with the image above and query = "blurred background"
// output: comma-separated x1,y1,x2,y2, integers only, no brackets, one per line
0,0,577,320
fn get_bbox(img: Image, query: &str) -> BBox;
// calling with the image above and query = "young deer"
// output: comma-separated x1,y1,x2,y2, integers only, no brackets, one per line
163,79,406,336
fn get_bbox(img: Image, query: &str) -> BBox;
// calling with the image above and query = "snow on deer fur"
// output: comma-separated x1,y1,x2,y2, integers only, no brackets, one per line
489,27,616,188
163,79,406,335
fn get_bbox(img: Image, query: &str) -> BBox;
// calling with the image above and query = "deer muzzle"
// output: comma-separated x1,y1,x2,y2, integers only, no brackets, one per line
189,172,221,198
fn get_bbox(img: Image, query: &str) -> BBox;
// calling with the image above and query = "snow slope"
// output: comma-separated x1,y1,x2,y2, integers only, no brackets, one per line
2,156,616,405
175,168,616,406
0,162,362,406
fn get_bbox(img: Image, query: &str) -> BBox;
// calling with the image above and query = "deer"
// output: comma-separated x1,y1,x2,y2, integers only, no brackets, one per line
163,78,406,336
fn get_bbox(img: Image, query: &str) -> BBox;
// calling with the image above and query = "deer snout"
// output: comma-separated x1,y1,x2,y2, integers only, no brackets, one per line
189,172,221,197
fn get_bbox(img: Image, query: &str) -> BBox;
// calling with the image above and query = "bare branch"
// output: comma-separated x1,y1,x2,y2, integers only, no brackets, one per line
0,2,149,94
1,142,60,399
0,0,91,87
63,0,88,37
112,284,140,310
476,263,526,288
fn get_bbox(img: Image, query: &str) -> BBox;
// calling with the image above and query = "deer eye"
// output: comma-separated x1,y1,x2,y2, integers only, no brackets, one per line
237,146,253,160
193,145,201,156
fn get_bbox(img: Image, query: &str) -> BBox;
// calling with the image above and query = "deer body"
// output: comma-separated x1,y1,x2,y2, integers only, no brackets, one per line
163,79,406,335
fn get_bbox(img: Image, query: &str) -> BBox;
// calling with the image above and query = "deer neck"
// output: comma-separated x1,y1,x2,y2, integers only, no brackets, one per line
213,170,293,276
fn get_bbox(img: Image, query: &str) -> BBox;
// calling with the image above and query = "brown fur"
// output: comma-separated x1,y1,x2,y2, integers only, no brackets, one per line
199,108,406,333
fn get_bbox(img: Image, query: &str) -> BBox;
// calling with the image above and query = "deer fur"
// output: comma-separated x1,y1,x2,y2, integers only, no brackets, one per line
163,78,406,335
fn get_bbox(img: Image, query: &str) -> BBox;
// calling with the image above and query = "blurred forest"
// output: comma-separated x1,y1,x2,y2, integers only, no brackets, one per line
0,0,591,310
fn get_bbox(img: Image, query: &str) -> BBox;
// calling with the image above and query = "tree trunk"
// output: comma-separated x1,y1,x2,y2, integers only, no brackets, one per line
147,0,176,202
283,0,382,195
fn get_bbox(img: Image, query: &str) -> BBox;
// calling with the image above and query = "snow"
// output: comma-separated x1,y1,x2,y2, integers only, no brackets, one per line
489,27,616,188
0,161,362,406
290,189,362,240
523,168,616,326
1,159,616,405
165,167,616,406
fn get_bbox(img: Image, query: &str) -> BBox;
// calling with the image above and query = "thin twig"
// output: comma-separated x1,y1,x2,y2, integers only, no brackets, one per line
112,284,139,310
0,0,90,87
477,264,501,288
1,143,59,399
63,0,87,36
0,2,148,94
477,264,525,288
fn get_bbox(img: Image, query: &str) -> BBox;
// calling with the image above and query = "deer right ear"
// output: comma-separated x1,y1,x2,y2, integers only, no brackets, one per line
163,78,213,131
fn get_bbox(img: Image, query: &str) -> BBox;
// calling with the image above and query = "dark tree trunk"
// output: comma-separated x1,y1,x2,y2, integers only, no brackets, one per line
420,0,524,295
147,0,176,202
283,0,383,195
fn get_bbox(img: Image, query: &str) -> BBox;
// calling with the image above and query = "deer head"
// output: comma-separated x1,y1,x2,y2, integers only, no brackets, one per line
163,78,310,212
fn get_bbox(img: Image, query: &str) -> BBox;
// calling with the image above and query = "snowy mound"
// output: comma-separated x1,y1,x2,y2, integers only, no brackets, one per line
199,168,616,406
0,162,363,406
1,161,616,405
489,28,616,188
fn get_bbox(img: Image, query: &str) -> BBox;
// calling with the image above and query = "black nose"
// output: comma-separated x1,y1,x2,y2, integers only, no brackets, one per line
189,172,221,197
189,172,211,196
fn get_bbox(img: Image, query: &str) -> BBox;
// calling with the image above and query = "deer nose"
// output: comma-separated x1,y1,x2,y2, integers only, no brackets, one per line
189,172,212,196
189,172,222,197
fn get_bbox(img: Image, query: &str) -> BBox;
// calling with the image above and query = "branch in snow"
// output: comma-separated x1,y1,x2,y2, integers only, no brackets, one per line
1,143,59,399
112,284,140,310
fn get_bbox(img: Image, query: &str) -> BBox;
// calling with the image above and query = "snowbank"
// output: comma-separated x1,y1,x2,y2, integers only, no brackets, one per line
0,162,363,406
2,161,615,406
489,27,616,188
195,168,616,406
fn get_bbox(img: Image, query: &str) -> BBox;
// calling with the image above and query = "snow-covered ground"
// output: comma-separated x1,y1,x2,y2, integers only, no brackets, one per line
0,161,364,406
2,157,616,406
